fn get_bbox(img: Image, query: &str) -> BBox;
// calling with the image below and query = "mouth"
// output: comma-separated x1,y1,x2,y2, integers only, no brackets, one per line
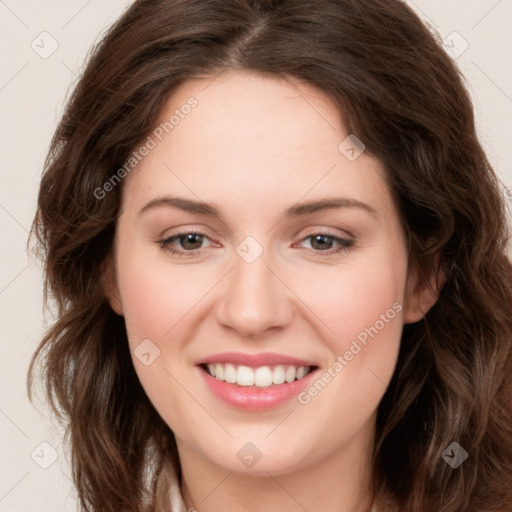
195,353,320,410
199,363,317,388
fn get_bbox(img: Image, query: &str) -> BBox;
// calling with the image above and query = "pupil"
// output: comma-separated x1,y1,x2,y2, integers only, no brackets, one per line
312,235,331,250
182,233,202,249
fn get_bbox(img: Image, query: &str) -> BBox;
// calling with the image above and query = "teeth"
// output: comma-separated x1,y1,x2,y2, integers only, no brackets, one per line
224,363,237,383
215,363,224,380
254,366,273,387
285,366,296,383
273,365,285,385
296,366,306,379
205,363,312,387
237,365,254,386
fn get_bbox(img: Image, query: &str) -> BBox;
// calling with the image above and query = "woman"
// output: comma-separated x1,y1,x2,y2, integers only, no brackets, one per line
27,1,512,511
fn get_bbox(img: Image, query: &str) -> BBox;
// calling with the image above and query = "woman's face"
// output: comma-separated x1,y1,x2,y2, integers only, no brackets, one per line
108,70,425,476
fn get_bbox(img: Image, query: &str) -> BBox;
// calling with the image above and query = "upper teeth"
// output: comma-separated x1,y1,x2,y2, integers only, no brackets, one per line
206,363,312,387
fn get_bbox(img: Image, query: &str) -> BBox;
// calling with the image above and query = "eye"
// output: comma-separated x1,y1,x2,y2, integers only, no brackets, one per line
297,233,355,254
157,230,355,258
158,231,213,257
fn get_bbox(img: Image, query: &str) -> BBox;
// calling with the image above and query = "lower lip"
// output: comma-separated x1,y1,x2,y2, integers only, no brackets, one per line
197,366,318,411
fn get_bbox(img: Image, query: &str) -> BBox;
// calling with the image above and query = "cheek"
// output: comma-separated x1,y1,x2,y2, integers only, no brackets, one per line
115,241,206,344
119,271,173,344
288,252,406,453
114,243,206,424
299,244,407,409
297,247,406,351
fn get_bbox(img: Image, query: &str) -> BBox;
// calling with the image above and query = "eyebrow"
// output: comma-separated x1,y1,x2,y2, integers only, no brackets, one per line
138,195,378,220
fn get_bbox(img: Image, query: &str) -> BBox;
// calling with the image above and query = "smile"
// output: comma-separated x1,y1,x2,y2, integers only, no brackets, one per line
203,363,314,388
195,352,319,410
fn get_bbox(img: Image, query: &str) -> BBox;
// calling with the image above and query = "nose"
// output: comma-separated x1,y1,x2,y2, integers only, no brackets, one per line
214,246,294,339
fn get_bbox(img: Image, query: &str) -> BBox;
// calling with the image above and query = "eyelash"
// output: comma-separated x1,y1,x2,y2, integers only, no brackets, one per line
157,231,355,258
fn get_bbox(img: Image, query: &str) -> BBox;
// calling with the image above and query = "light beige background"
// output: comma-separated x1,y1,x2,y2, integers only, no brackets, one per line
0,1,511,511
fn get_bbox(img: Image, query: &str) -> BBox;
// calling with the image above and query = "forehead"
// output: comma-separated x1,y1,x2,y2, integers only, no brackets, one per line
159,70,344,160
121,70,394,220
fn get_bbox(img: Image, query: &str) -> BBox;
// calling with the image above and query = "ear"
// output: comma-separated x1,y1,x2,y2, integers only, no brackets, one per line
100,254,124,316
402,256,446,324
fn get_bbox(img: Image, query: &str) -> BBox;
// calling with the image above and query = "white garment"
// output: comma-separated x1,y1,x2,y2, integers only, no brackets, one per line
167,462,188,512
153,459,187,512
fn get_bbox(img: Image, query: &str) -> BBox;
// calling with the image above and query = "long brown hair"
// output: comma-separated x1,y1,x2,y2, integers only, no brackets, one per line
27,1,512,511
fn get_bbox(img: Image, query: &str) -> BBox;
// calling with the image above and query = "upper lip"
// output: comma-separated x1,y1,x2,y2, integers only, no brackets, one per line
195,352,317,368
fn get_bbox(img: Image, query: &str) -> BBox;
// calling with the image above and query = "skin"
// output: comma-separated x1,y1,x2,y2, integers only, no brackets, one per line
105,70,442,512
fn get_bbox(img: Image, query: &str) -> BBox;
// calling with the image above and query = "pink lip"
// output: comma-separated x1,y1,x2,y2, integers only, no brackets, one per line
195,351,316,368
196,362,319,411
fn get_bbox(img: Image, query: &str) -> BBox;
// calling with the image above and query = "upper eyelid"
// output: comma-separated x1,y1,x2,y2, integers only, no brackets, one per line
160,228,216,244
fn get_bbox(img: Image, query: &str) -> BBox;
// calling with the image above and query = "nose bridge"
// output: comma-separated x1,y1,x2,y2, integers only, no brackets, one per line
215,239,292,336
